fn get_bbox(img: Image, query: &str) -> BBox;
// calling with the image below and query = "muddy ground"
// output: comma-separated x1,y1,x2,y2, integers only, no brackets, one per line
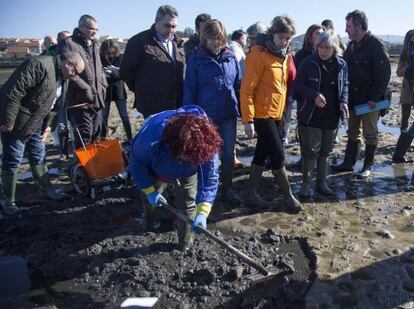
1,62,414,309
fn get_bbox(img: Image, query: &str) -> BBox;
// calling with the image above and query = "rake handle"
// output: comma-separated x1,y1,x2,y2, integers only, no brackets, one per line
163,203,270,276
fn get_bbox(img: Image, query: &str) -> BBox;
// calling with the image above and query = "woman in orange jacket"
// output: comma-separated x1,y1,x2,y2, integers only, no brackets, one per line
240,15,301,212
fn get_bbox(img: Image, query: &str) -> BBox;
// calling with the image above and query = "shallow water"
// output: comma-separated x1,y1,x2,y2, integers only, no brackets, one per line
0,255,31,297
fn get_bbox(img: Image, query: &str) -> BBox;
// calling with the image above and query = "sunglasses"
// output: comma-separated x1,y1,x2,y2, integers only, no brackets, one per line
82,24,99,32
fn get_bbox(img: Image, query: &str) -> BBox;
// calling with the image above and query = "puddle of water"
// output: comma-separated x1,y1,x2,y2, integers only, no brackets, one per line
0,255,31,297
239,154,301,166
239,217,257,226
18,171,33,181
338,121,402,137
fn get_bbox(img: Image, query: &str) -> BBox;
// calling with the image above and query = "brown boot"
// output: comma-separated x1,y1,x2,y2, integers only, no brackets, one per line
272,167,302,213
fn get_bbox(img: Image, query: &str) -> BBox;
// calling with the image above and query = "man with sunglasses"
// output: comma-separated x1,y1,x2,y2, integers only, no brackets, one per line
0,51,85,215
58,14,107,149
120,5,185,118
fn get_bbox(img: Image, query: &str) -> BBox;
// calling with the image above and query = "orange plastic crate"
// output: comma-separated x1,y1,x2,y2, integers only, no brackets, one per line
75,139,125,180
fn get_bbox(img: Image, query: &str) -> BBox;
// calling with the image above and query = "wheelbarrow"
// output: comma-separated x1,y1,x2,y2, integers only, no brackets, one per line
69,132,129,198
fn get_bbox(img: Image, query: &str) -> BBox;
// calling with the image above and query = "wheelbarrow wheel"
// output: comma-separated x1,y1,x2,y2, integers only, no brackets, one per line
70,163,91,197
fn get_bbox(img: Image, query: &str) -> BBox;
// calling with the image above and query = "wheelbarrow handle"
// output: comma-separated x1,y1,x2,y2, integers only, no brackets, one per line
162,202,270,276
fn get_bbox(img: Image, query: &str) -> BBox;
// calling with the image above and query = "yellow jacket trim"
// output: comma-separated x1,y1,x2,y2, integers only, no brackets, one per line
196,202,212,217
142,186,155,195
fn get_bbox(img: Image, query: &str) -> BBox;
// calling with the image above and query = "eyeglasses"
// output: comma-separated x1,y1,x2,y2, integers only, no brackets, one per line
81,24,99,32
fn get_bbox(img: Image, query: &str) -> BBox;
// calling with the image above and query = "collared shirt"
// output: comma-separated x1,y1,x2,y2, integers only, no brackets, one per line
50,79,62,110
155,31,175,60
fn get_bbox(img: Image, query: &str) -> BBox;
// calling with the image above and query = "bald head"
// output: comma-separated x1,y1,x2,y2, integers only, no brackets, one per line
43,36,57,50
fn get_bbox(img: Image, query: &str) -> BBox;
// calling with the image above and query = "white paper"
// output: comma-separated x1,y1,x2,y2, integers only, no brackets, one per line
120,297,158,308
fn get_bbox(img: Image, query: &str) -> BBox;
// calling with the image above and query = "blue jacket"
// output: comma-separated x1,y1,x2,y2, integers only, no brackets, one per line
129,105,219,205
295,55,349,126
183,46,242,124
292,48,315,101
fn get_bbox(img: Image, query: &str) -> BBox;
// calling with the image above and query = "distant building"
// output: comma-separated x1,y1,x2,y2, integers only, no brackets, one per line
5,46,30,58
5,39,42,56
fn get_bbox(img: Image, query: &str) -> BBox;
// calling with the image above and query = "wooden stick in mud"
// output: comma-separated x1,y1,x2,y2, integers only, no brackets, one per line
162,202,271,276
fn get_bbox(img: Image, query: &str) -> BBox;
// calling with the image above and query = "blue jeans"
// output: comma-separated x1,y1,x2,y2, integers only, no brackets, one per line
1,126,45,173
217,118,236,165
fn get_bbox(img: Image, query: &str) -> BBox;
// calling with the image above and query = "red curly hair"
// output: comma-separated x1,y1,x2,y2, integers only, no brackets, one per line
163,114,222,165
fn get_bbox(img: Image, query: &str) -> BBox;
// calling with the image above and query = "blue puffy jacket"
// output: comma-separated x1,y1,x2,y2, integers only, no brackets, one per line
183,46,242,124
295,55,349,126
128,105,219,205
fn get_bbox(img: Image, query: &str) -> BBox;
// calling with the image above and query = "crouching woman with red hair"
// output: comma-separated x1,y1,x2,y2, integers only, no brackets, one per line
129,105,222,250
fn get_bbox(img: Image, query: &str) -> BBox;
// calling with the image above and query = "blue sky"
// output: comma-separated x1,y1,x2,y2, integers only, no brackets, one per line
1,0,412,39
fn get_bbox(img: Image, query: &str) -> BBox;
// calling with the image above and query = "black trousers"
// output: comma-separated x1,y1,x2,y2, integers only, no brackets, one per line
69,108,102,149
252,118,285,170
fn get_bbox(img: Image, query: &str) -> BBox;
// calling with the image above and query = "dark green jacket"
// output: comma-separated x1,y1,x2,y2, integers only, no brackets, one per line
0,56,58,139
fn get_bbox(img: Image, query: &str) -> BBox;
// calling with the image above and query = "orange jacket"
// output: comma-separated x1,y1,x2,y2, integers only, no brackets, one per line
240,45,294,123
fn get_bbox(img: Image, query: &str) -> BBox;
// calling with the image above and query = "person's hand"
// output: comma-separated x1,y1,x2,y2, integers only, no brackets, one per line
192,213,207,231
315,94,327,108
40,126,51,142
245,123,255,139
146,191,167,207
108,65,119,77
340,102,349,119
0,124,13,132
368,100,377,109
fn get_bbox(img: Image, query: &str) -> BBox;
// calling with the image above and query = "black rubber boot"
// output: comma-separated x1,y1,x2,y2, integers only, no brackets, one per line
1,170,19,215
393,132,414,163
58,131,71,159
358,144,377,178
401,104,412,133
331,140,361,172
30,164,68,200
316,156,333,195
299,159,314,198
221,163,238,203
174,176,197,250
246,164,266,207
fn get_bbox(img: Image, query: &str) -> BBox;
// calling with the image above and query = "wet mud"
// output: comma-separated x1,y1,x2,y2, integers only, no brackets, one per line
1,62,414,308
